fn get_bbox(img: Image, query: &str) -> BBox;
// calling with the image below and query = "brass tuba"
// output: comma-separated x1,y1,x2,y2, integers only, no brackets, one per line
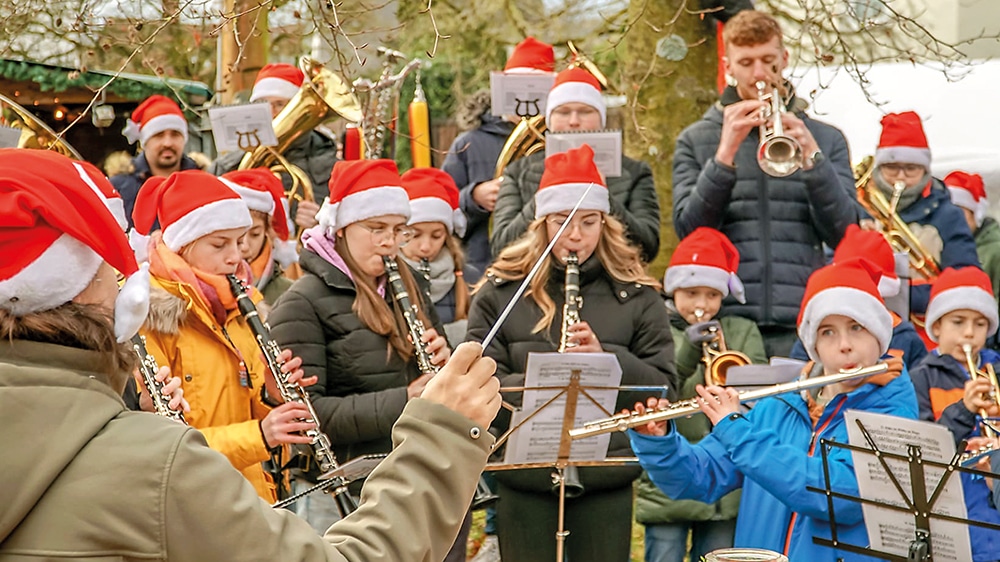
854,156,941,280
686,317,750,386
0,94,82,159
239,57,363,239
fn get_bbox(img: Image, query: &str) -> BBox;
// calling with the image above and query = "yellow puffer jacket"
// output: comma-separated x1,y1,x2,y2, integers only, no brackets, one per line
140,275,276,501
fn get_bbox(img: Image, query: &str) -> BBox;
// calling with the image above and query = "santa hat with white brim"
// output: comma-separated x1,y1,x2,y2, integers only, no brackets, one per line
316,159,410,234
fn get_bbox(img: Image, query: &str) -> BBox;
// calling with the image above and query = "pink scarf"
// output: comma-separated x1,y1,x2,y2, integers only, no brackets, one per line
302,226,385,297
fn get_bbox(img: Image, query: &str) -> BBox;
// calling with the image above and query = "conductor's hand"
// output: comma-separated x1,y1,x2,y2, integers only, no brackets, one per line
963,377,999,416
138,365,191,420
294,199,321,230
630,396,671,436
695,384,741,426
422,328,451,367
716,99,767,167
422,342,501,429
261,401,318,448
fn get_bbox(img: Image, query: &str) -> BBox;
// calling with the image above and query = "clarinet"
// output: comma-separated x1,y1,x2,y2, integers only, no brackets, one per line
130,334,187,424
383,256,439,375
557,252,581,353
418,257,431,282
226,274,358,516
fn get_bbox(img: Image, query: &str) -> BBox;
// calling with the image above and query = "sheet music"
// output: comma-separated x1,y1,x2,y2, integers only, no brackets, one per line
845,410,972,562
0,126,22,149
489,71,555,117
545,130,623,177
207,102,278,154
503,352,622,465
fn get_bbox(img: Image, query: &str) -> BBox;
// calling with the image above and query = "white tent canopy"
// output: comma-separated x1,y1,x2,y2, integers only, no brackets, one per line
791,59,1000,216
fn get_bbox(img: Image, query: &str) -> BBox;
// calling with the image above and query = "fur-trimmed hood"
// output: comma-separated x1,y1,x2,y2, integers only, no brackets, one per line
456,89,493,132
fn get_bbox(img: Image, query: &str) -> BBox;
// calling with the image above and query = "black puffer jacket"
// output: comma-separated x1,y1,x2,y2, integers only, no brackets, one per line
491,151,661,262
672,87,859,328
465,257,676,492
268,250,443,470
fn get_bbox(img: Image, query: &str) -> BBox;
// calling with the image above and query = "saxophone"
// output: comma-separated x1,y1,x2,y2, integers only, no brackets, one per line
130,334,187,424
226,275,358,516
557,252,581,353
383,256,439,375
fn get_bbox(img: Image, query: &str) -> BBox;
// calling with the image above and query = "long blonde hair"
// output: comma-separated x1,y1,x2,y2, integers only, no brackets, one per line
334,234,432,359
476,214,660,333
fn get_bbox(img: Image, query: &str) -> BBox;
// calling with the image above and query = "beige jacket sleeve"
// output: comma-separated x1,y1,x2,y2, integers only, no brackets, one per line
163,398,493,561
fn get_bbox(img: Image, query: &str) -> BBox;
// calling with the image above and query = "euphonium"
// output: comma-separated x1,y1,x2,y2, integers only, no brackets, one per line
130,334,187,424
855,156,941,280
962,343,1000,439
558,252,581,353
0,94,82,159
227,274,358,516
383,256,438,375
755,81,803,177
685,317,751,386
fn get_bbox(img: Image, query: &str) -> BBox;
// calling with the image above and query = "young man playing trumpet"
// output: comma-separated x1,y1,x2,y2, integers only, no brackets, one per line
672,9,858,357
629,258,915,562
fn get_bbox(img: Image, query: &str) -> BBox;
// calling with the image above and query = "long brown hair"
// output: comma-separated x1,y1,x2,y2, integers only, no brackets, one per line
0,303,136,388
334,234,433,359
444,234,471,321
475,214,660,334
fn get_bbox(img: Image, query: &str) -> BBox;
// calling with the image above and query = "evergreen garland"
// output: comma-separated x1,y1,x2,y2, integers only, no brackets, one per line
0,60,206,104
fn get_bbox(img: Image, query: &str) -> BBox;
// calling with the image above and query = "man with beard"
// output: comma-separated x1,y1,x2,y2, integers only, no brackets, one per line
112,95,201,229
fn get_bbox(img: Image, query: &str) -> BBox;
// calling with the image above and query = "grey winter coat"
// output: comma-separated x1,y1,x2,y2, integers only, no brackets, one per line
672,87,859,328
492,151,661,262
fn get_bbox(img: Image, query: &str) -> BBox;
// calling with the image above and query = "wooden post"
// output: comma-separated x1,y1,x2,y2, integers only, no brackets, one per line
218,0,270,104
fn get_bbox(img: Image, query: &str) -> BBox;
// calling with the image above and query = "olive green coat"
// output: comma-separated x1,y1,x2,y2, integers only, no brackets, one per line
975,218,1000,302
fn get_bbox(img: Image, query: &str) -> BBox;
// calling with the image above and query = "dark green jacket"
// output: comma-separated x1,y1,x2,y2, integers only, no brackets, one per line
259,264,293,306
976,217,1000,301
635,310,766,524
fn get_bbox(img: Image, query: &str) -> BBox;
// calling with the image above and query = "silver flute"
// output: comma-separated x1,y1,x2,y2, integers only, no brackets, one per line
569,363,889,439
130,334,187,424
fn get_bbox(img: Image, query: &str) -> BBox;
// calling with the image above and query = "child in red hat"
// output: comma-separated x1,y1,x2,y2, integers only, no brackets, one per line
946,170,1000,301
639,227,766,562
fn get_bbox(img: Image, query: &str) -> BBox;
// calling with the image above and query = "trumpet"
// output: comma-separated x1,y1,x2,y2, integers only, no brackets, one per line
686,314,750,386
962,343,999,439
755,81,803,177
569,363,888,439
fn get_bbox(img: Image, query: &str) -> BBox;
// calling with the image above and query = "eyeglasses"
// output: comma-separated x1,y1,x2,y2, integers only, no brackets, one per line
545,214,604,233
358,223,415,246
881,163,925,177
549,106,600,119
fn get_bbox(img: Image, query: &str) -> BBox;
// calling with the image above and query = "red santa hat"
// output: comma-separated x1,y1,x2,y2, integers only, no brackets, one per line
316,159,410,233
945,170,988,228
221,168,290,241
925,267,999,342
401,167,467,237
663,227,745,303
797,258,893,363
0,148,150,342
832,224,900,298
250,63,305,103
874,111,931,170
123,95,188,146
505,37,556,73
534,144,609,219
132,170,252,251
546,67,606,128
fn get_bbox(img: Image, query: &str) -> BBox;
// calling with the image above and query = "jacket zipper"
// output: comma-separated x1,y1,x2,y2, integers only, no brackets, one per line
757,165,772,324
782,395,847,556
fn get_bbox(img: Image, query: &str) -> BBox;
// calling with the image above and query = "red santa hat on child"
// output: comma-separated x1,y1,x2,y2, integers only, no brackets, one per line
546,68,606,129
123,95,188,146
316,159,410,234
505,37,556,73
401,167,467,237
221,168,298,267
797,258,893,363
132,170,251,251
663,227,745,303
534,144,609,218
924,267,999,342
0,148,149,342
833,224,900,298
945,171,988,228
874,111,931,170
250,63,305,103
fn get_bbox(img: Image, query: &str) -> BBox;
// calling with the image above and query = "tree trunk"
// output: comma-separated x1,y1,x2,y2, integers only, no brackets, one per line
218,0,269,104
623,0,720,279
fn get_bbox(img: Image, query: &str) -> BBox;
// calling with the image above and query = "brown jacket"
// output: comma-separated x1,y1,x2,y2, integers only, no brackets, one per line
0,339,491,561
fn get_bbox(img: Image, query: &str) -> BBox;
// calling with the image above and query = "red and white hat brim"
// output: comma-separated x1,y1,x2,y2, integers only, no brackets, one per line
161,198,252,251
220,177,276,215
874,146,930,170
534,182,609,219
546,82,606,128
0,233,102,315
947,187,988,227
140,114,188,145
317,186,411,233
250,77,302,103
663,264,745,304
74,162,127,230
797,286,893,363
408,196,467,236
925,286,999,342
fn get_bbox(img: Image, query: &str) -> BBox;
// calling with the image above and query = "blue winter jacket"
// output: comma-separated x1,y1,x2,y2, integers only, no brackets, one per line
631,367,917,562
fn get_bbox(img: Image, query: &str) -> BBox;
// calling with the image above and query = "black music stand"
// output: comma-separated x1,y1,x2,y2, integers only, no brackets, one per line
808,419,1000,561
